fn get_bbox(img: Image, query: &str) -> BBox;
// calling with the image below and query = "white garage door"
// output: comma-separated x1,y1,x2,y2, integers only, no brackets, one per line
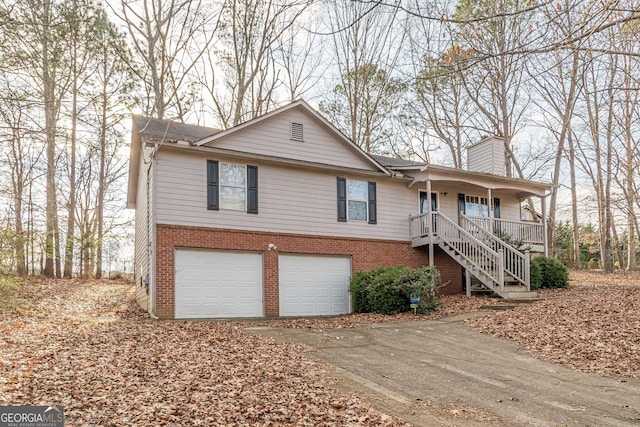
279,254,351,316
175,249,263,319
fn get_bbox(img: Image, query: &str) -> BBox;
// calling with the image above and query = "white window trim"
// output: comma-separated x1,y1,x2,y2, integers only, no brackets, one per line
465,194,492,217
346,179,368,222
220,162,247,211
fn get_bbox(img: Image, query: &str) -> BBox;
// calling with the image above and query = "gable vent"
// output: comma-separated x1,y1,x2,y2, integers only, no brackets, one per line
290,122,304,141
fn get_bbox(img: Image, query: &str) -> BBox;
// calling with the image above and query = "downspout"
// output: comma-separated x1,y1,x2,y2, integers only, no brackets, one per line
542,193,549,257
143,141,159,319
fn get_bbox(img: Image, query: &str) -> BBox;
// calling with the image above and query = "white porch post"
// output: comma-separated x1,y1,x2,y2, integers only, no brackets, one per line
487,188,493,234
427,180,434,267
542,194,548,257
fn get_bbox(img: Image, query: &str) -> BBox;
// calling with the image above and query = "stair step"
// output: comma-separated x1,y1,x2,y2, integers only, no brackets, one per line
500,291,539,300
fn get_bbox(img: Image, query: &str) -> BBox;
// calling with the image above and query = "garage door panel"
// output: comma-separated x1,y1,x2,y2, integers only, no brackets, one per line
279,255,350,317
175,249,263,319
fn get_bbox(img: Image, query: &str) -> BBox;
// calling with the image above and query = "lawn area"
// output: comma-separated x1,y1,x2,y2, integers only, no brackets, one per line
0,278,407,426
467,270,640,379
1,270,638,425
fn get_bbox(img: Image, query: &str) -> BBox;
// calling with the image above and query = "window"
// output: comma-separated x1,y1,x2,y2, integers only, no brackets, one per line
458,193,500,218
465,195,489,217
220,163,246,211
337,178,376,224
207,160,258,214
347,180,367,221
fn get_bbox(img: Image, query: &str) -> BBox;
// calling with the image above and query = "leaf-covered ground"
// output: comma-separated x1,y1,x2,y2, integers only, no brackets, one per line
467,270,640,379
0,278,408,426
2,270,638,426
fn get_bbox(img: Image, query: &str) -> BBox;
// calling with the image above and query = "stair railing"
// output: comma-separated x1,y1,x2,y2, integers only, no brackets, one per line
460,213,530,291
434,212,504,292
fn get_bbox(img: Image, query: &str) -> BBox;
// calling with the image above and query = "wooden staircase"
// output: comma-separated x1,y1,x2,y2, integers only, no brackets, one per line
411,211,537,300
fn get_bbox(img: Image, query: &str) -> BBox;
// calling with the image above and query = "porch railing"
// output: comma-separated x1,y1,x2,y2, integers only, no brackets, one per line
464,216,544,245
409,211,433,238
461,214,530,289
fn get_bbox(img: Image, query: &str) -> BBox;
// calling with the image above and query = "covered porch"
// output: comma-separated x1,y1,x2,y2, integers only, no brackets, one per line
407,164,551,257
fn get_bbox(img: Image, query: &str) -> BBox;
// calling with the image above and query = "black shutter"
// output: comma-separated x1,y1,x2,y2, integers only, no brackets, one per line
247,165,258,214
207,160,219,210
458,193,465,214
337,177,347,222
493,198,501,219
368,181,377,224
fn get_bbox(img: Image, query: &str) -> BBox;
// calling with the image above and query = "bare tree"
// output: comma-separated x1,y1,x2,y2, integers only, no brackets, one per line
574,28,619,272
0,76,44,275
7,0,73,278
528,0,586,264
201,0,311,129
115,0,218,120
319,1,407,153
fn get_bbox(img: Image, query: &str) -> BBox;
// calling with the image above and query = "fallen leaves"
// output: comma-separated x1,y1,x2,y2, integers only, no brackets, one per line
0,279,408,426
2,270,638,426
467,270,640,379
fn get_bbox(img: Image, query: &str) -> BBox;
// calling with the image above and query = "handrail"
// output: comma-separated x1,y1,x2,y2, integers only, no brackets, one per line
461,214,530,290
434,212,504,292
464,216,543,245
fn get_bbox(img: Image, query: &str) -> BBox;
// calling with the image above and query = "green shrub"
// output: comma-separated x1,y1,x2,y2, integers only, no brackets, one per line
530,256,569,289
349,266,440,315
349,270,371,313
530,259,542,290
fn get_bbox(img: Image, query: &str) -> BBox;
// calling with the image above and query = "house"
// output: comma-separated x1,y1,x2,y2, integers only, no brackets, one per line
127,100,552,320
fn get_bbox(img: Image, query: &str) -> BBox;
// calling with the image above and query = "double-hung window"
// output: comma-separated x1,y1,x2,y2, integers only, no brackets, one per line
347,180,368,221
207,160,258,214
220,163,246,211
337,177,377,224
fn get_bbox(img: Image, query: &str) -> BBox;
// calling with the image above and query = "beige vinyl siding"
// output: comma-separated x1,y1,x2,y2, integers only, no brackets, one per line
155,151,415,241
467,138,505,176
133,147,154,311
203,109,375,171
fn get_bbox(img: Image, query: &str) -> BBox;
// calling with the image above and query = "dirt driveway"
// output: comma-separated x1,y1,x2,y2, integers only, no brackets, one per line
249,312,640,427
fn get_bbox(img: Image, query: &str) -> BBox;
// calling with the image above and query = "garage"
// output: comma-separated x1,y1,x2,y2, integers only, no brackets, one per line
278,254,351,316
174,249,263,319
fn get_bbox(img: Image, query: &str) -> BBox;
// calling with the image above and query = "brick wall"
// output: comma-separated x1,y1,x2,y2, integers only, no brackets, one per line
155,224,463,319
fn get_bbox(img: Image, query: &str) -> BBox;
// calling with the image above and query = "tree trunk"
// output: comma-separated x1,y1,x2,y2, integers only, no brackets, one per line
42,0,60,278
95,51,108,279
63,42,78,278
567,131,581,268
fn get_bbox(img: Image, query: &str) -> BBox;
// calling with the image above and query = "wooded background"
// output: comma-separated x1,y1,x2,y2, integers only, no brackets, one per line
0,0,638,277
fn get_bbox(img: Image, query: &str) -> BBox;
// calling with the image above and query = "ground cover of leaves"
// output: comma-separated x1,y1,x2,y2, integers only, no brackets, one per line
2,270,638,426
0,278,408,426
467,270,640,379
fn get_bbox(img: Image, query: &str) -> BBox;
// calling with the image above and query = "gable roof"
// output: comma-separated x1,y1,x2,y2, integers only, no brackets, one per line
195,100,390,176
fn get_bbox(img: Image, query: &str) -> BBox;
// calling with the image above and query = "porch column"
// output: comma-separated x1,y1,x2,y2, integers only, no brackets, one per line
487,188,493,234
541,194,548,257
427,180,434,267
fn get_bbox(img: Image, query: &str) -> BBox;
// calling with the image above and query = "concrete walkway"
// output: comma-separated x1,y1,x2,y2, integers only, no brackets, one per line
249,313,640,426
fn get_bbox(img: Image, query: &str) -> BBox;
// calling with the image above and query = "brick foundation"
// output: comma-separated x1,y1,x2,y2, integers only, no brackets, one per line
155,224,463,319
